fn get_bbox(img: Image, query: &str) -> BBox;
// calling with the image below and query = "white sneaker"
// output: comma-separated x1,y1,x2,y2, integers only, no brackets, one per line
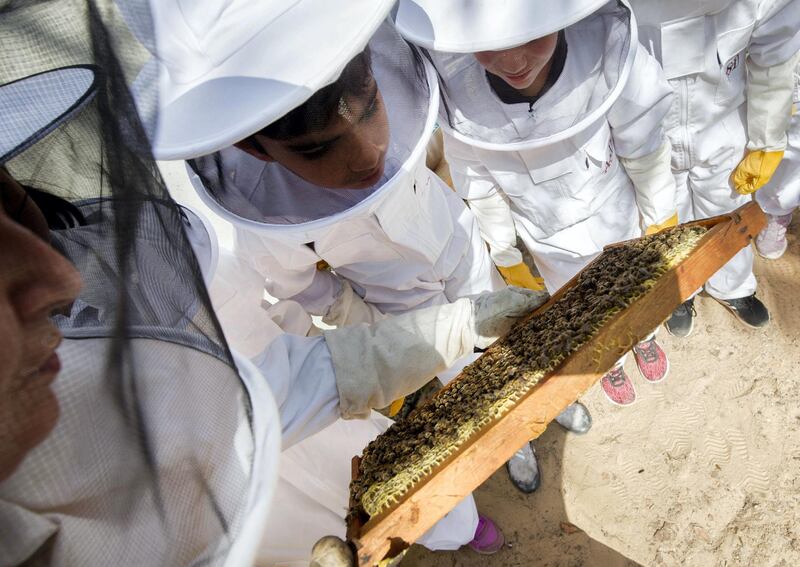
755,213,792,259
506,442,540,493
554,402,592,434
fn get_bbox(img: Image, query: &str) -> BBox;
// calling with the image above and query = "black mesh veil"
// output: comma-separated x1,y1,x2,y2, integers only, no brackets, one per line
0,1,278,565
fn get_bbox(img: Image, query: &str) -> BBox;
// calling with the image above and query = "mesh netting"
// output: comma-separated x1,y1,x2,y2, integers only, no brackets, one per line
427,0,634,149
0,1,273,565
188,21,433,230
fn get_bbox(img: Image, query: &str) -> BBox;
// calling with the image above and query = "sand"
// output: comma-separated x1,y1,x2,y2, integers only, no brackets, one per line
405,219,800,567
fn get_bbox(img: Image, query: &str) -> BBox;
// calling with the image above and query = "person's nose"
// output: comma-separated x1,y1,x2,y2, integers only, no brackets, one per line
349,134,385,174
498,50,528,74
11,231,82,323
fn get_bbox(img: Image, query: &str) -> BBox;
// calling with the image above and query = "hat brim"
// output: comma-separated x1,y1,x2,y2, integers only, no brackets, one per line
0,65,97,164
396,0,612,52
150,0,395,161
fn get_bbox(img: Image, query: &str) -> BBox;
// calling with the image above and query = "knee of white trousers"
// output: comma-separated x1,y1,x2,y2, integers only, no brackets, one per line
416,493,479,551
676,187,696,223
756,183,800,217
704,247,757,300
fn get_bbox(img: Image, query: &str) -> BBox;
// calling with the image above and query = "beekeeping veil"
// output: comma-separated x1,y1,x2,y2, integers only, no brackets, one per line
141,0,436,244
0,1,280,565
395,0,638,152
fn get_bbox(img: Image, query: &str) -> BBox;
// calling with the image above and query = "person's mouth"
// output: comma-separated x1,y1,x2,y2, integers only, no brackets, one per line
502,66,533,84
354,164,384,188
38,352,61,379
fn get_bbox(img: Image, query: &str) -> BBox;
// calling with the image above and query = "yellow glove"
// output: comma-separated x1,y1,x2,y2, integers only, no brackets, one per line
497,262,546,291
645,212,679,236
731,150,784,195
387,397,405,417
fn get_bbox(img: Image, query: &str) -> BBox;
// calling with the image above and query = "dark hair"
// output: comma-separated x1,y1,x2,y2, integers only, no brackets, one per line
23,186,87,229
419,47,455,127
259,47,374,140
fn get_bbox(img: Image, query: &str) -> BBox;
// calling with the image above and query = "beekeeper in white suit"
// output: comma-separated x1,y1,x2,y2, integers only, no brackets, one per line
754,60,800,259
149,0,503,325
141,0,594,503
0,63,551,565
135,0,561,559
395,0,678,413
629,0,800,334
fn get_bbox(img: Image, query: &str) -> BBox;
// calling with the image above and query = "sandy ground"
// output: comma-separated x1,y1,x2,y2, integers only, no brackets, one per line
159,161,799,567
405,221,800,567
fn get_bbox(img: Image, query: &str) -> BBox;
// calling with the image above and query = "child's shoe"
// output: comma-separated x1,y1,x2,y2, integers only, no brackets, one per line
600,365,636,406
715,293,770,328
554,402,592,434
632,338,669,383
665,298,696,337
468,515,505,555
755,213,792,259
506,442,540,493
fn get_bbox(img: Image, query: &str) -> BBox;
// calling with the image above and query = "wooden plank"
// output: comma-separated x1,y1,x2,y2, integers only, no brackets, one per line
351,203,765,566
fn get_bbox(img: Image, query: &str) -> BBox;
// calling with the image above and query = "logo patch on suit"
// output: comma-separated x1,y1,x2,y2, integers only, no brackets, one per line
725,53,740,77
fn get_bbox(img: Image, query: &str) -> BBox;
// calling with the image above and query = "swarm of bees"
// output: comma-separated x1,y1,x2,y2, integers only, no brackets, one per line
350,226,708,519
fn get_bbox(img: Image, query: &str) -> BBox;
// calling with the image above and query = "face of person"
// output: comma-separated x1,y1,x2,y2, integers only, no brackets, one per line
241,77,390,190
474,33,559,92
0,168,82,482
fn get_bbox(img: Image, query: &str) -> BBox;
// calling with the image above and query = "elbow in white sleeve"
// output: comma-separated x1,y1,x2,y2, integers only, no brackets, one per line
746,53,799,152
468,191,523,267
620,140,677,227
321,280,386,327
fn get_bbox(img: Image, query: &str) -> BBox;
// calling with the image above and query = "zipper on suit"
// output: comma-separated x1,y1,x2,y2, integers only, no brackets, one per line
679,78,692,170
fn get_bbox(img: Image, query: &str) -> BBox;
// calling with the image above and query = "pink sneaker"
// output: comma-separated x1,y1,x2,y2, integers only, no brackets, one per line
632,338,669,383
468,515,505,555
600,366,636,406
755,213,792,259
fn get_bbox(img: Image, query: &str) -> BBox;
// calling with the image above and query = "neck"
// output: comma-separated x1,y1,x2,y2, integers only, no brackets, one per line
516,56,554,98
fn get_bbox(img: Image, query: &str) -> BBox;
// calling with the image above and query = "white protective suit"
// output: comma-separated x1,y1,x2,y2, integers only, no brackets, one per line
0,336,479,567
409,1,677,293
189,22,503,327
631,0,800,299
757,60,800,216
183,209,487,565
1,198,515,565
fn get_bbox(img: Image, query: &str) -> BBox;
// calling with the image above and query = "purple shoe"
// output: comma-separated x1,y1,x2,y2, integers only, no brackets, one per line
755,213,792,259
468,515,505,555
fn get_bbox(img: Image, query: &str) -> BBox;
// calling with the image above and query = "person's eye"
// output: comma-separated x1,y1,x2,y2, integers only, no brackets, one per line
295,143,333,160
361,95,380,122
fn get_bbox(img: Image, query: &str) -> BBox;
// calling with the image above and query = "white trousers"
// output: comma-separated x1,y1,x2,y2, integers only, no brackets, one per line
521,183,641,294
673,157,757,301
757,110,800,217
256,414,478,567
443,189,507,302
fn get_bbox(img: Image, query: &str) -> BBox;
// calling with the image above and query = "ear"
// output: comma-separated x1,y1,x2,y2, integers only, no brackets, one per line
234,135,275,162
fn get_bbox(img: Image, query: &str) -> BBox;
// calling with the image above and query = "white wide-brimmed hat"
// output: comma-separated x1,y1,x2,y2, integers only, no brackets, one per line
395,0,611,52
0,65,97,164
141,0,396,160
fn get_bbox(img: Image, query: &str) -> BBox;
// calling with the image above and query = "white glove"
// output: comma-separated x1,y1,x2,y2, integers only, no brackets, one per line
468,189,523,267
746,52,798,152
324,287,549,419
309,536,354,567
322,280,385,327
470,287,549,348
619,140,677,228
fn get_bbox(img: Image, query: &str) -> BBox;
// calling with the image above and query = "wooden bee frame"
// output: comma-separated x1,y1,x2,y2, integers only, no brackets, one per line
347,203,765,566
